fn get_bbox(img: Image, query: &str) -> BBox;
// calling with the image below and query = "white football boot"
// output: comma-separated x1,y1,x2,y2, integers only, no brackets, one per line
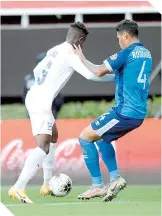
78,184,107,200
103,177,127,202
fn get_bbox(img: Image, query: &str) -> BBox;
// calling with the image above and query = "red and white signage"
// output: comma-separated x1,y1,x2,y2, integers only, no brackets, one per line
1,119,161,174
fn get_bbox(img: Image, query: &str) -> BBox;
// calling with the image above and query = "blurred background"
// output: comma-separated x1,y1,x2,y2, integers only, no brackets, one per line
1,1,161,186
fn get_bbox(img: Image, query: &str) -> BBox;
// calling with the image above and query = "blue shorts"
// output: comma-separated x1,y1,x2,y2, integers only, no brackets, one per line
91,109,143,143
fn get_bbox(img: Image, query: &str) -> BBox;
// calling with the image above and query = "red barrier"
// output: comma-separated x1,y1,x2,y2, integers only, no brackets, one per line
1,119,161,173
1,1,151,9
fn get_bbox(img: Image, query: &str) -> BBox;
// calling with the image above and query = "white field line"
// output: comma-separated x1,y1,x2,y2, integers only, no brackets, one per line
5,200,131,207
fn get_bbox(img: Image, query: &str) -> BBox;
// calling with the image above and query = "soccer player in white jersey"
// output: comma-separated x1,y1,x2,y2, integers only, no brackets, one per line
8,22,114,203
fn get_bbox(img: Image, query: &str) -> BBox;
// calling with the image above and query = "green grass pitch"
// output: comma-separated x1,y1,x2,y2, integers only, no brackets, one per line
1,185,161,216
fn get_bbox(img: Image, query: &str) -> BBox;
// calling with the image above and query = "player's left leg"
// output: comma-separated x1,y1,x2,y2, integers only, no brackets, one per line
77,132,107,200
78,128,118,200
40,124,58,195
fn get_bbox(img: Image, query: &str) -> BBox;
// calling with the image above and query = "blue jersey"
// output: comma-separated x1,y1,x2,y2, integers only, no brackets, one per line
104,42,152,119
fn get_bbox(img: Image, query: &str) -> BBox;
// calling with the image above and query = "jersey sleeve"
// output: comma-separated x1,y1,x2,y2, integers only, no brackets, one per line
68,53,115,82
68,53,95,79
103,49,129,72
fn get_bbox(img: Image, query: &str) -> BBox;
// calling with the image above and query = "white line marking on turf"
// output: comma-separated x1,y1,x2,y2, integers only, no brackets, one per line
5,201,131,207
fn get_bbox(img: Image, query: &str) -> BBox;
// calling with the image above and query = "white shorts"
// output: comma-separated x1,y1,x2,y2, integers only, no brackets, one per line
29,111,55,136
25,91,55,136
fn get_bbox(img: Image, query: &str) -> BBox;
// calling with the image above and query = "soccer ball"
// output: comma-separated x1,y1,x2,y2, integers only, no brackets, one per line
49,173,72,197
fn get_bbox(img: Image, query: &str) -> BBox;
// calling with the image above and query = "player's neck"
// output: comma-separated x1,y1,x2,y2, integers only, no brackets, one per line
66,39,74,47
127,38,140,47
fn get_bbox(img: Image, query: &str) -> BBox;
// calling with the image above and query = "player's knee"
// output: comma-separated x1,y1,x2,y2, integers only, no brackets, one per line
79,127,92,140
80,126,100,142
35,134,51,154
39,142,50,154
79,129,88,140
38,139,51,154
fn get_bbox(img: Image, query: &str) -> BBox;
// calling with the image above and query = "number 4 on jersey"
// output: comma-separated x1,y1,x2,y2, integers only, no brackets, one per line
137,60,146,90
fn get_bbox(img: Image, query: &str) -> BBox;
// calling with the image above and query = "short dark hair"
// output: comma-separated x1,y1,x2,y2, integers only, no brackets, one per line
116,19,139,37
70,21,89,36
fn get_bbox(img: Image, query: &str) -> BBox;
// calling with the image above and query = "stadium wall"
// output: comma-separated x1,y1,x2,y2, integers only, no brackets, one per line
1,118,161,185
1,25,161,97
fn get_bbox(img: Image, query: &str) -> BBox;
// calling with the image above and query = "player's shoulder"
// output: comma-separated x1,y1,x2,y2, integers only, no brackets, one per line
129,43,151,54
110,48,130,61
56,42,74,53
118,47,131,56
47,42,74,56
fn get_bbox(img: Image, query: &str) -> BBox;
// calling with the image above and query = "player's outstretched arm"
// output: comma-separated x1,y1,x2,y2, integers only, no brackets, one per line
68,53,114,82
73,45,112,76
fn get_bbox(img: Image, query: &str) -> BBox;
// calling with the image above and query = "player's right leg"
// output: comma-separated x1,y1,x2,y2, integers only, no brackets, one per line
40,124,58,196
8,100,55,203
8,133,51,203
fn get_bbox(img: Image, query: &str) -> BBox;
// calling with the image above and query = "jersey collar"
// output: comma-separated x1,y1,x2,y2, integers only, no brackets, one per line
64,41,74,50
128,42,144,48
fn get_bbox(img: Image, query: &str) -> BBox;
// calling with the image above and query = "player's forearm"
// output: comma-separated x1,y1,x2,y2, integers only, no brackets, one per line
82,57,109,76
88,74,115,82
82,57,100,75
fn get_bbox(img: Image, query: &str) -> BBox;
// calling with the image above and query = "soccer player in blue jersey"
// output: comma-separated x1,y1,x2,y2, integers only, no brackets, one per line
74,19,152,201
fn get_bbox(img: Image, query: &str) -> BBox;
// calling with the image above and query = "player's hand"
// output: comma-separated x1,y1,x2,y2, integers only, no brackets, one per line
73,44,84,61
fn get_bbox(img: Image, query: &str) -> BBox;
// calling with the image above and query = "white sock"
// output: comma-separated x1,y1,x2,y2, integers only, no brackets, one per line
15,147,46,190
43,143,55,185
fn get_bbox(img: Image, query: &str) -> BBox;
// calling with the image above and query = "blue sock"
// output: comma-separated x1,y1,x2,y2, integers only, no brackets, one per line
79,138,103,185
96,140,120,182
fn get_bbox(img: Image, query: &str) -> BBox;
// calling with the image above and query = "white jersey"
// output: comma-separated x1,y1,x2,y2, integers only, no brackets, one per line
26,42,115,112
